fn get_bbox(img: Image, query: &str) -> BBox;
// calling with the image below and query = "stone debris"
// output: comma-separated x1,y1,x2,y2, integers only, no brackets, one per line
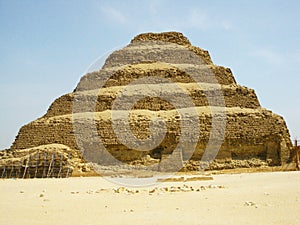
113,187,140,195
66,184,225,196
95,188,109,193
244,201,258,208
208,184,225,189
183,159,271,171
146,184,225,194
157,176,213,182
123,209,132,213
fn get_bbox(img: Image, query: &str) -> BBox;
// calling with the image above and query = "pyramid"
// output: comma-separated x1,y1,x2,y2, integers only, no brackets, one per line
0,32,293,177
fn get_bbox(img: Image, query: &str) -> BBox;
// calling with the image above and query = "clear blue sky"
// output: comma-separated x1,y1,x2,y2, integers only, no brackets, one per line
1,0,300,149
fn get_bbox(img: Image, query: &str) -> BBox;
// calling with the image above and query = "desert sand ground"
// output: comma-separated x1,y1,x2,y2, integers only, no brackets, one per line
0,171,300,225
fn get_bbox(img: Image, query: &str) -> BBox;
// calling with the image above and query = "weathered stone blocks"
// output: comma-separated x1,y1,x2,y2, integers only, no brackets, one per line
1,32,293,174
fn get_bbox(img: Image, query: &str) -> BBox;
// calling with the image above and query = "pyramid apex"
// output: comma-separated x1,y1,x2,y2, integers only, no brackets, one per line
131,31,191,46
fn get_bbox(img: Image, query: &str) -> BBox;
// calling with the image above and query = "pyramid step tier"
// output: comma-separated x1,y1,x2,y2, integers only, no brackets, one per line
101,40,213,70
46,82,260,118
11,107,291,165
76,63,236,91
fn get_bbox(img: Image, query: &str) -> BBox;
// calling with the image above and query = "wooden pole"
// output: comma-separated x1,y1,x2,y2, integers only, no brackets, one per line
66,153,71,178
34,153,39,178
22,156,29,179
57,153,63,178
51,153,55,177
17,163,21,178
9,162,14,178
42,152,47,178
28,155,31,178
2,165,6,178
47,154,54,178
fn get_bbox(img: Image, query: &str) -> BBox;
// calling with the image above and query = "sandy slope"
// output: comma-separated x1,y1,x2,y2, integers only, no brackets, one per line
0,171,299,225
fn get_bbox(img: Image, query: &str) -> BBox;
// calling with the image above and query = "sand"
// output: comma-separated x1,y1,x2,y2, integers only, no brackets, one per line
0,171,299,225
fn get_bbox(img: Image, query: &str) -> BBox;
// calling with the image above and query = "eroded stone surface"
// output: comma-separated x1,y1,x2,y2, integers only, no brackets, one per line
0,32,293,176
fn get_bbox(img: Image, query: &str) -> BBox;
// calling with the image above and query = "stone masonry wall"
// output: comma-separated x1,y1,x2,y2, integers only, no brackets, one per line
11,107,291,165
45,84,260,118
3,32,293,173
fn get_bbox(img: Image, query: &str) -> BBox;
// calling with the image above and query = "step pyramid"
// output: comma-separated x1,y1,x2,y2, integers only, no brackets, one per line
0,32,292,175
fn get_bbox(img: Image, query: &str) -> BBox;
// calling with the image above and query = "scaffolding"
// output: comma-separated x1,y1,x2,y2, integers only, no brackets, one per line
0,152,72,179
